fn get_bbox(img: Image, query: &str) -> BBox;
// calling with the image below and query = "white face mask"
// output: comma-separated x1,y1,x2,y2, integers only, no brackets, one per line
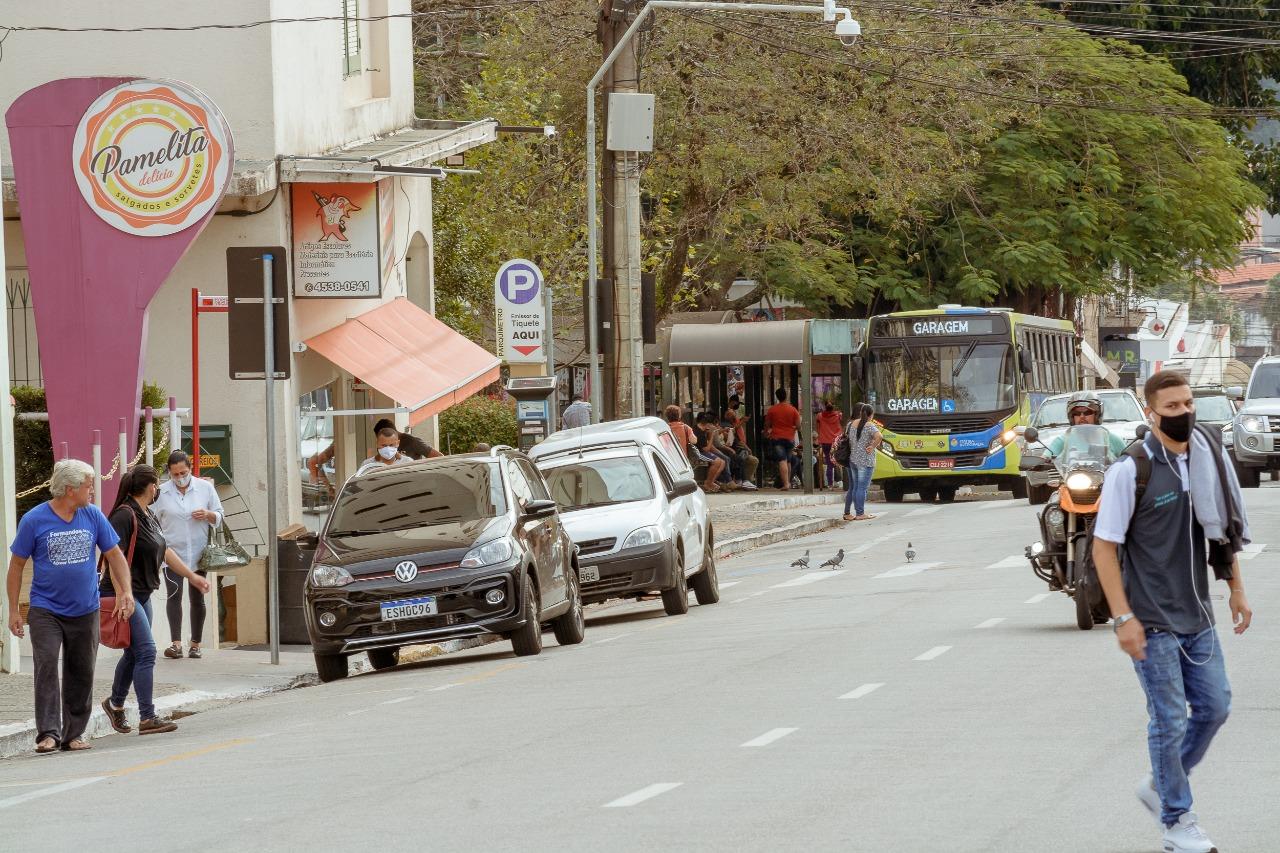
378,446,398,460
175,473,192,488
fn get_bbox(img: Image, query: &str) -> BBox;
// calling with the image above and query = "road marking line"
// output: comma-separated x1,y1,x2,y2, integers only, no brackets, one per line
906,506,941,517
603,782,683,808
455,662,527,686
986,555,1027,569
914,645,952,661
771,570,846,588
0,776,105,811
839,683,885,700
346,708,372,716
851,529,904,555
1025,593,1050,604
428,683,460,692
111,738,254,778
974,617,1005,629
741,727,799,748
717,581,741,589
1239,543,1266,560
380,696,413,706
873,561,939,579
592,632,634,645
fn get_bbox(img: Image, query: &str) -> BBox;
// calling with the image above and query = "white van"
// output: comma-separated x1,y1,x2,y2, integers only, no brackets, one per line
529,418,718,615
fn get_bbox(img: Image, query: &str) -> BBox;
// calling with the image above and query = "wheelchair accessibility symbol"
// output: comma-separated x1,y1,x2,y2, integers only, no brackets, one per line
941,399,956,414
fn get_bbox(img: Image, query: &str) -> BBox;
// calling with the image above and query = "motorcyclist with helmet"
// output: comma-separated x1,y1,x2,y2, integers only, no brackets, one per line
1046,391,1128,459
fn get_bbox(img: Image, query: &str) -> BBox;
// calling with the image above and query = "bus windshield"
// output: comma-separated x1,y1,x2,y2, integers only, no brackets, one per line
869,343,1016,415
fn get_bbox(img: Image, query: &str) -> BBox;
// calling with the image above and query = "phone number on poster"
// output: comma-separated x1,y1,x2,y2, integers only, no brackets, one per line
304,281,373,293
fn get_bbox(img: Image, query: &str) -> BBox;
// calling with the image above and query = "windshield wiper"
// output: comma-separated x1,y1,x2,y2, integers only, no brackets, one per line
951,340,978,380
326,529,383,537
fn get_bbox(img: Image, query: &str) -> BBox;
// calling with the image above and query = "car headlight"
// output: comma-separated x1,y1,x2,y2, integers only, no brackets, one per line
622,525,663,549
460,538,515,568
1240,416,1263,433
1065,473,1094,492
311,564,354,588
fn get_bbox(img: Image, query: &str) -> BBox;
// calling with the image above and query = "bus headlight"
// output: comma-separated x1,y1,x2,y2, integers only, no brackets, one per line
878,443,895,458
988,429,1018,455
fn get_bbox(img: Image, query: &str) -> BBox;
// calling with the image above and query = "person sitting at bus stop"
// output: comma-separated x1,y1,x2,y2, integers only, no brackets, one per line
356,427,419,475
716,412,759,491
696,412,735,489
373,419,442,460
664,405,724,492
1046,391,1127,459
765,388,801,491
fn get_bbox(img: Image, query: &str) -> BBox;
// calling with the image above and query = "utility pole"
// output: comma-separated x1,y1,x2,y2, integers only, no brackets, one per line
598,1,645,419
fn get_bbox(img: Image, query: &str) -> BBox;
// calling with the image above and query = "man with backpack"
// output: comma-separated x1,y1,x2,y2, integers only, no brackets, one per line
1091,370,1253,853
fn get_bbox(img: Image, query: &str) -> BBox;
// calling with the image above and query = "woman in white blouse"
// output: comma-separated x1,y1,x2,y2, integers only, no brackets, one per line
152,451,224,659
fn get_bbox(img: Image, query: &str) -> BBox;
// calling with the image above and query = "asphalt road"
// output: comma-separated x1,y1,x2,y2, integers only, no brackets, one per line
3,483,1277,853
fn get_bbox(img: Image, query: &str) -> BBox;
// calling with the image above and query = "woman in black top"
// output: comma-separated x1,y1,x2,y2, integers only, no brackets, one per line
98,466,209,736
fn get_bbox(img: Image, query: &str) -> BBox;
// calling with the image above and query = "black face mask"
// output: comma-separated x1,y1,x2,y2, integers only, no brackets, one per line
1158,410,1195,443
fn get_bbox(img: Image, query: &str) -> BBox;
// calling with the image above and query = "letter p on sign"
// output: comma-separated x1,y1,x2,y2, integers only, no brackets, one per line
496,259,542,306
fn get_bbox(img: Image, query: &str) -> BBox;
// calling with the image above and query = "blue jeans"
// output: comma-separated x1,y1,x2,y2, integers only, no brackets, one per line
111,594,158,721
845,465,874,516
1132,627,1231,826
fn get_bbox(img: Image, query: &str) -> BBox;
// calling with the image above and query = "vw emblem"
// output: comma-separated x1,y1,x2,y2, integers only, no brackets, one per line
394,561,418,583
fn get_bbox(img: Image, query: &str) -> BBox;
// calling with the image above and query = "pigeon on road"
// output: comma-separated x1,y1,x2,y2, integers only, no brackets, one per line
905,542,916,563
790,549,810,570
819,549,845,570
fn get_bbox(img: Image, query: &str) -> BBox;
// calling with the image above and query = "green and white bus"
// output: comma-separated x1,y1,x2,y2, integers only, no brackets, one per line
863,306,1077,503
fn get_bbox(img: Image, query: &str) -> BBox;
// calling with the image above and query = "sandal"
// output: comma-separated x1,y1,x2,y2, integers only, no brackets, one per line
63,738,92,752
843,514,857,521
164,644,183,659
102,698,132,734
35,737,58,754
856,514,877,521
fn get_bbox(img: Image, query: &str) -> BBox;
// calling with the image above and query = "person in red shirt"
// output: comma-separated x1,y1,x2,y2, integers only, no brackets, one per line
815,401,844,489
764,388,802,490
665,405,724,492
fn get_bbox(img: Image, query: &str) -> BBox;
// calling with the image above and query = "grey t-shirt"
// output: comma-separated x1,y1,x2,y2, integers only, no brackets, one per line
1094,439,1212,634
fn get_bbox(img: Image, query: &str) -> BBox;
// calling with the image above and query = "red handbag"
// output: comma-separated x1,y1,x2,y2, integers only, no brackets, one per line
98,508,139,649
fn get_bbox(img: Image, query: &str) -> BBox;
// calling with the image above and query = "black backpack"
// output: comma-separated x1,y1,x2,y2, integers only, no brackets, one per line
833,428,852,466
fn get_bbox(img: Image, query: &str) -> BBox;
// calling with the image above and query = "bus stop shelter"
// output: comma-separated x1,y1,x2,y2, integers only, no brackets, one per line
662,319,866,493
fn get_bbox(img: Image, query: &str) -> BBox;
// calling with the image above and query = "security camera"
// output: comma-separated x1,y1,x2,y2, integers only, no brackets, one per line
835,15,862,47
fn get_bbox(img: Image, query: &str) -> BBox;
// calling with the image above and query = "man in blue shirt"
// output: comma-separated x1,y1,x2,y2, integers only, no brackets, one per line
6,459,133,753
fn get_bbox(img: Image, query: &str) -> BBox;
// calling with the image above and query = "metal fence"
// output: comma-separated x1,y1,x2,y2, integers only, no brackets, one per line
6,268,43,388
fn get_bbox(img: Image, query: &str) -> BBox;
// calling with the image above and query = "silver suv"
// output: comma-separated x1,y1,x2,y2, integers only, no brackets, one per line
1229,355,1280,488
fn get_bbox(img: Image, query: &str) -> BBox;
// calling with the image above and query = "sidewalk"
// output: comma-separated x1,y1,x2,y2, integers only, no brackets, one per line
1,491,846,758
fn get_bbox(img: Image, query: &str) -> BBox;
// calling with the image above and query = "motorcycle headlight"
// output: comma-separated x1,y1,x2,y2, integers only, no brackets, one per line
1065,473,1094,492
622,525,663,549
311,564,354,588
1240,416,1263,433
460,538,515,568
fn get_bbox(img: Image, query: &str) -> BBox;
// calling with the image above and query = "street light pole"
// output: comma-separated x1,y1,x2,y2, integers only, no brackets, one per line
585,1,855,423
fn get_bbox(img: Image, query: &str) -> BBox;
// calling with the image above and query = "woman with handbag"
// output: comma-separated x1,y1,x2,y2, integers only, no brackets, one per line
153,450,224,659
99,465,210,737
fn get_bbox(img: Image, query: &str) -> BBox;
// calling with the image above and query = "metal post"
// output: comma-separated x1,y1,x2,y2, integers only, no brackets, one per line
544,278,559,431
192,287,201,476
263,254,280,665
800,322,814,494
145,407,154,467
168,396,179,464
92,431,103,508
59,442,69,460
118,418,128,478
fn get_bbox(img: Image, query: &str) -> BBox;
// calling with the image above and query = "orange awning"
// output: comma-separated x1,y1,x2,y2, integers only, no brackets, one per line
305,298,500,426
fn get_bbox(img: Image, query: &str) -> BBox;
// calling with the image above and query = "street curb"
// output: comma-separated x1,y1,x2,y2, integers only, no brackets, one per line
0,637,498,760
722,493,844,512
714,516,843,560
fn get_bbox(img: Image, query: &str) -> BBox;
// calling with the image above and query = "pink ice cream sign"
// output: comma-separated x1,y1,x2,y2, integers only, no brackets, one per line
6,78,233,507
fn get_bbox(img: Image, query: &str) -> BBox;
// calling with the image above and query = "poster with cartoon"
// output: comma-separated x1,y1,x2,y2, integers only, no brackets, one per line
291,181,384,298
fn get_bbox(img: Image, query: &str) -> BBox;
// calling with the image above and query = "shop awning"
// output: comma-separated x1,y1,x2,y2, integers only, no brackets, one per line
668,319,808,366
280,119,499,183
305,298,500,426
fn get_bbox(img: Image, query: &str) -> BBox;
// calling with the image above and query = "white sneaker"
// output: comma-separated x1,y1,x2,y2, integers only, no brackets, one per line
1136,774,1162,827
740,481,758,491
1162,812,1216,853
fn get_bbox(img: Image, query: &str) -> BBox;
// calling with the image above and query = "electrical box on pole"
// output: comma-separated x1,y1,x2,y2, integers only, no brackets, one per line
606,93,655,152
227,247,291,380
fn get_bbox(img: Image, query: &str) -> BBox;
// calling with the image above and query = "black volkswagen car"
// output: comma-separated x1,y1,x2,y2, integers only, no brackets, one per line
303,448,584,681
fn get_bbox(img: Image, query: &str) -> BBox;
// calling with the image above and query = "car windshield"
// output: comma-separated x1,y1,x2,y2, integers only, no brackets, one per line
1194,395,1235,421
540,456,656,512
868,343,1016,414
1055,425,1117,470
328,463,505,533
1035,393,1143,428
1247,363,1280,399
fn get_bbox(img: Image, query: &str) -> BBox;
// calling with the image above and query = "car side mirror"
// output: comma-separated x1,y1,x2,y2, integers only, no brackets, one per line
1023,426,1039,444
1226,386,1244,400
1018,347,1033,375
523,499,558,520
1135,424,1150,440
668,479,699,499
298,531,319,549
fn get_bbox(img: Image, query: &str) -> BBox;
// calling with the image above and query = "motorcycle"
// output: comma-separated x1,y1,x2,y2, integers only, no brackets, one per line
1019,424,1122,630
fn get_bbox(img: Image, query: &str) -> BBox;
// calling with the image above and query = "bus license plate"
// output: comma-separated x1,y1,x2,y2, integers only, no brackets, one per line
928,458,955,469
380,597,438,621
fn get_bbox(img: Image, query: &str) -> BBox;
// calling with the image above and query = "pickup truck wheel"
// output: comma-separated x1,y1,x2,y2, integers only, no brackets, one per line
1028,483,1053,505
662,550,690,616
314,652,349,683
510,575,544,657
691,534,720,605
366,648,399,671
1233,457,1260,488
